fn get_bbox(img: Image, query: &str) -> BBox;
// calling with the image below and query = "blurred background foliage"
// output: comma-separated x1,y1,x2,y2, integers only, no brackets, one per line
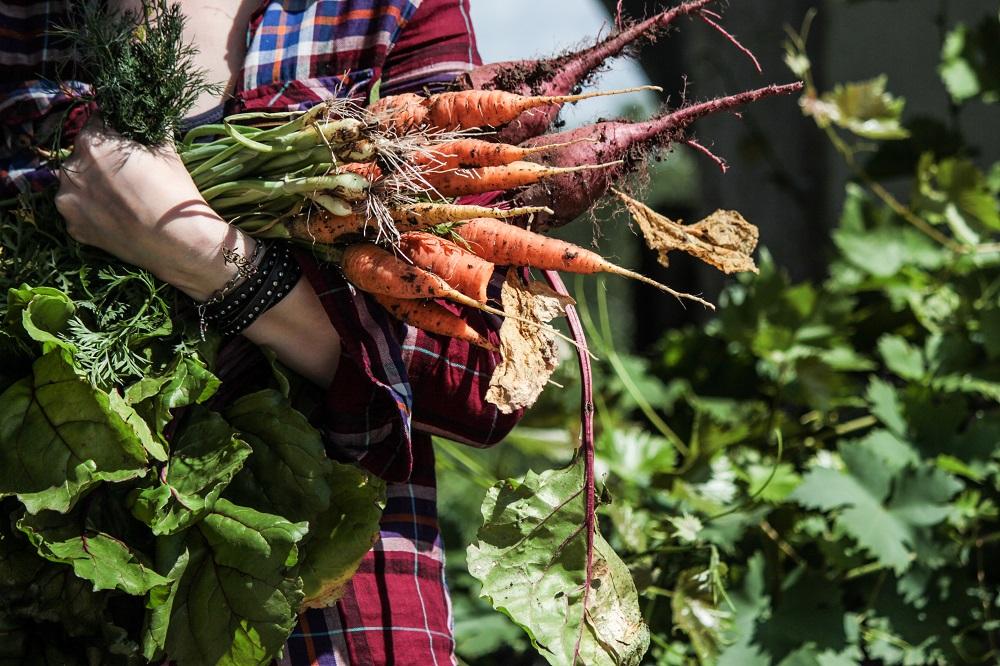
445,0,1000,664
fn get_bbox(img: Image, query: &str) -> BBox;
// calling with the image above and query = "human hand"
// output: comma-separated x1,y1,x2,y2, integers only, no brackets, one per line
55,119,254,301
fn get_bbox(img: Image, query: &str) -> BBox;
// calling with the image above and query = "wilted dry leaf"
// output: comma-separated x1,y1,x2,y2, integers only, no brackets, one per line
614,190,759,274
487,273,574,414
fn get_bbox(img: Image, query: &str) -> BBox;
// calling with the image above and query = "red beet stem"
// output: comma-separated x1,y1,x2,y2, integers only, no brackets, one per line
543,269,595,664
463,0,720,143
514,81,804,228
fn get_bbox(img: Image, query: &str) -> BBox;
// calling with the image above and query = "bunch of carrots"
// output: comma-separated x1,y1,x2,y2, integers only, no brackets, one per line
179,74,796,348
173,0,803,355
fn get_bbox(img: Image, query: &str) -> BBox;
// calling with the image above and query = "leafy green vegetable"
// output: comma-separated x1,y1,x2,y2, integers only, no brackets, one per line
468,460,649,666
156,499,307,666
298,463,385,609
0,350,148,513
223,390,333,522
130,408,250,535
17,509,170,595
64,0,218,145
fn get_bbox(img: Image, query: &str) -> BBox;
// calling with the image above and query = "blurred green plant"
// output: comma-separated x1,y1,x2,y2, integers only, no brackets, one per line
442,4,1000,665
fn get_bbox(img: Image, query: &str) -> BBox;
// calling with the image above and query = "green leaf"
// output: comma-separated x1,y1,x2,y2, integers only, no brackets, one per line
368,77,383,106
126,354,220,438
596,427,676,486
107,387,167,463
808,76,910,140
0,350,148,513
753,570,849,662
141,547,190,662
467,460,650,666
939,17,1000,105
17,509,170,596
914,154,1000,235
866,377,906,436
878,335,926,381
298,462,384,609
223,390,334,523
791,442,961,573
159,498,307,666
833,225,945,278
131,408,251,535
717,553,769,666
671,566,731,663
5,285,76,353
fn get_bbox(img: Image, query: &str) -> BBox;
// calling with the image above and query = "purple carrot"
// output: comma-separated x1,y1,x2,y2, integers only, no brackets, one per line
459,0,720,144
542,269,595,665
513,82,804,228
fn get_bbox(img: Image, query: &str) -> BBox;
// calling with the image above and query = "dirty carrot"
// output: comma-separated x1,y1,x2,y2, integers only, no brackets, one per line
454,218,715,309
397,232,495,302
373,294,497,351
389,203,552,228
286,211,366,243
423,161,620,197
341,244,580,343
424,86,660,130
413,138,577,170
337,162,384,181
374,86,658,132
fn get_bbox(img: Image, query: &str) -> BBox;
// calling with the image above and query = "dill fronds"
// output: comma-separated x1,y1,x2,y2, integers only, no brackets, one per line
62,0,220,146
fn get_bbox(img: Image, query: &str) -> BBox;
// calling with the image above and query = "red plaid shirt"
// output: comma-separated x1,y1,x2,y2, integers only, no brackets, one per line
1,2,522,663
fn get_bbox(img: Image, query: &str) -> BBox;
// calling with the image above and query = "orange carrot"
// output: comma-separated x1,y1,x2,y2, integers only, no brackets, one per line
413,139,571,170
423,161,619,197
338,162,384,181
454,218,715,309
340,243,579,335
373,86,658,132
371,93,427,133
397,232,495,302
287,212,366,243
424,86,658,130
373,294,497,351
389,203,552,228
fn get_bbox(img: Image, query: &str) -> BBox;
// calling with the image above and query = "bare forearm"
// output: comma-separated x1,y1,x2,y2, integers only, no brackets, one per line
56,123,342,389
242,277,342,387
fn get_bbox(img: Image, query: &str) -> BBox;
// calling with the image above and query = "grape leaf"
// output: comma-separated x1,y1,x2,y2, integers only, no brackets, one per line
158,499,307,666
866,377,907,436
131,408,250,535
939,17,1000,105
467,460,649,666
914,154,1000,236
0,350,148,513
878,335,926,381
806,76,910,140
791,442,962,573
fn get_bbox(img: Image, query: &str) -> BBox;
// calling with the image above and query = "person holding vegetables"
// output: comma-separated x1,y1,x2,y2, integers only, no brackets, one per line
1,0,521,662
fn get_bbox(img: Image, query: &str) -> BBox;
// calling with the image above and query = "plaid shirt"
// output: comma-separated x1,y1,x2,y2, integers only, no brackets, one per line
1,2,522,664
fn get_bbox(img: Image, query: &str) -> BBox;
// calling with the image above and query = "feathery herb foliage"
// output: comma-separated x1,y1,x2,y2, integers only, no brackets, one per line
63,0,218,145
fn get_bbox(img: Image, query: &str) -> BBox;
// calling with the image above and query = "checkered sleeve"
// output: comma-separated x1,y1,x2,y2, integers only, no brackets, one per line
0,1,92,196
